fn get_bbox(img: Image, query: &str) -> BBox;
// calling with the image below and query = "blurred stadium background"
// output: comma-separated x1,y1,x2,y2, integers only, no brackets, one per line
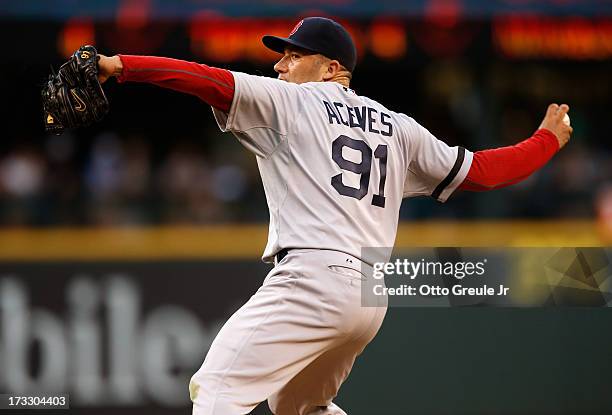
1,1,612,414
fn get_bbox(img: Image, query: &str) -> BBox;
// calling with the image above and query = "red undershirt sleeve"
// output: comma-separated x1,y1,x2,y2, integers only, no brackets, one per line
459,129,559,191
116,55,235,113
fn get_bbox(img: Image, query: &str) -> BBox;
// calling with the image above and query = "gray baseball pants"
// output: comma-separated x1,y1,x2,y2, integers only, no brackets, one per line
190,248,387,415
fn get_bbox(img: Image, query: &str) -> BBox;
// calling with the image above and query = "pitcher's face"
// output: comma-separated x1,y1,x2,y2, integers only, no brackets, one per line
273,47,329,84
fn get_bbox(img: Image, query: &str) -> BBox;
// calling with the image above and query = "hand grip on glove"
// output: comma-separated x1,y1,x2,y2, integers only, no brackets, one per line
42,45,109,135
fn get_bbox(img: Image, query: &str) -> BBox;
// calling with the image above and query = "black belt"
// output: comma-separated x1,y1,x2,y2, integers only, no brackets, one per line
275,248,290,264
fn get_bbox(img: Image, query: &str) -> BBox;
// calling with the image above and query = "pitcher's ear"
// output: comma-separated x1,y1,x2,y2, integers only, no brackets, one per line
323,60,341,81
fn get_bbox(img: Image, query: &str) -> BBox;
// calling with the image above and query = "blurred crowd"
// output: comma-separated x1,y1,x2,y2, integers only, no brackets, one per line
1,123,610,227
0,130,266,225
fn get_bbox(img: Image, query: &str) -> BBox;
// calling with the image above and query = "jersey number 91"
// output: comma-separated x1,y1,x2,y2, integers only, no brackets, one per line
331,135,388,208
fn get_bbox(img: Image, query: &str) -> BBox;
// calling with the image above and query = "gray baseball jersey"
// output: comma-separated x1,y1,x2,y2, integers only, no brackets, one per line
213,72,473,264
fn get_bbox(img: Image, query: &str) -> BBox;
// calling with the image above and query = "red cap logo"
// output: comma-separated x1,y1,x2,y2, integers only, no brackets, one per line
289,20,304,37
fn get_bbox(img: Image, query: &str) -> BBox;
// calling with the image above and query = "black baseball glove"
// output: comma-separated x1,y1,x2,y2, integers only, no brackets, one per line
42,45,109,135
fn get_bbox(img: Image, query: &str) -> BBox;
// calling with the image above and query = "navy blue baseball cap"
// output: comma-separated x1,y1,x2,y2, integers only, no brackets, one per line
262,17,357,72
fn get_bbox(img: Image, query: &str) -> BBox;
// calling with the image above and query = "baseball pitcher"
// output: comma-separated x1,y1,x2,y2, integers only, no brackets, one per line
89,17,572,415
